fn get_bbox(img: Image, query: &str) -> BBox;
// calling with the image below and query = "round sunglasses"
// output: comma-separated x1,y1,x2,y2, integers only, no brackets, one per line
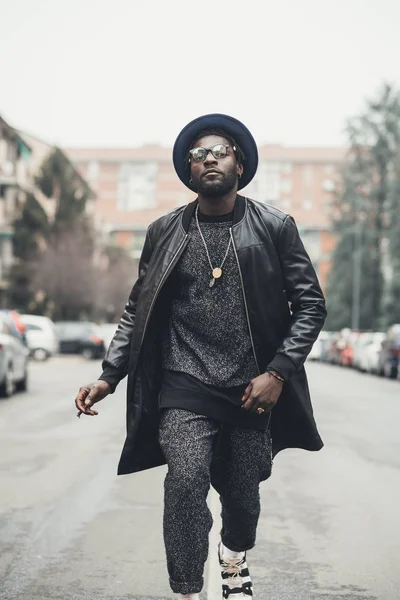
189,144,236,163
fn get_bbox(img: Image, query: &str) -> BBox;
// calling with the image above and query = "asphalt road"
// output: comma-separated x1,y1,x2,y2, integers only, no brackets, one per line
0,355,399,600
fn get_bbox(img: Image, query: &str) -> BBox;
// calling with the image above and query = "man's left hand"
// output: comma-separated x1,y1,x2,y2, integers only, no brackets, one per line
241,372,284,414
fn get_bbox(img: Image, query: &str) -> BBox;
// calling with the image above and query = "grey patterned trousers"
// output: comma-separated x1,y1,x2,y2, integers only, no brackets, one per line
158,408,272,595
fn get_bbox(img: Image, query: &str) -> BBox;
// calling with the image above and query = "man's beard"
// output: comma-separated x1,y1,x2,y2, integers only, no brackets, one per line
191,170,237,198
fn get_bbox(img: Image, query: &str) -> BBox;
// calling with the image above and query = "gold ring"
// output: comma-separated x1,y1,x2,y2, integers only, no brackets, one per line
257,407,265,415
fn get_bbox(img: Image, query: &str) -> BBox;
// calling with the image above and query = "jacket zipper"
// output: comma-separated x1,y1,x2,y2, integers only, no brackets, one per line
138,234,188,353
230,228,260,375
230,229,273,429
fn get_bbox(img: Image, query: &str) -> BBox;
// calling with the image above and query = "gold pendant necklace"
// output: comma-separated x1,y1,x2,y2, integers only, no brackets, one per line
195,206,232,288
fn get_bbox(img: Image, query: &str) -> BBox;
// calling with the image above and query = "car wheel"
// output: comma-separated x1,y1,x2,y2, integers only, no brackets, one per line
82,348,94,360
0,366,15,398
384,362,397,379
32,348,49,362
16,368,28,392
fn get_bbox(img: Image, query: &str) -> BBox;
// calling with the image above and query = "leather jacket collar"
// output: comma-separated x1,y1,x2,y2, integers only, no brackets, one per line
181,194,246,232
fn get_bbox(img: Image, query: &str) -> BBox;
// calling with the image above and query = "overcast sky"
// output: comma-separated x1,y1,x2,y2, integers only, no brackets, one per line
1,0,399,149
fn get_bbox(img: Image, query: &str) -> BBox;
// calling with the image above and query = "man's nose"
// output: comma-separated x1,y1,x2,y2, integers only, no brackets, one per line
203,150,217,164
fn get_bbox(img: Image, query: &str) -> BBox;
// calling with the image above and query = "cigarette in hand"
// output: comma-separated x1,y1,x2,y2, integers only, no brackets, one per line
77,396,91,418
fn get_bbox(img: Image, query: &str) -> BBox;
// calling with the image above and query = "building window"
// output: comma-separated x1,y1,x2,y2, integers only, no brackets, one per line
281,199,292,210
280,179,292,194
257,161,281,203
6,141,16,163
322,179,335,192
303,200,313,211
117,162,157,211
300,230,321,264
0,139,7,162
302,165,314,186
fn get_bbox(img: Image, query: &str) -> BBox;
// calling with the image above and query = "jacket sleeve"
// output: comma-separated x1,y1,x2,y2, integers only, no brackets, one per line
267,215,327,380
98,226,154,392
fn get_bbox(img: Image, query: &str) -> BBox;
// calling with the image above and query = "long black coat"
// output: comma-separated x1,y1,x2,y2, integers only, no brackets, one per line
100,195,327,476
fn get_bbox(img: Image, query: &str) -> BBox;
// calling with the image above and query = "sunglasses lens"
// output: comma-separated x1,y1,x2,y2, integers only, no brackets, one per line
191,147,207,162
212,144,227,158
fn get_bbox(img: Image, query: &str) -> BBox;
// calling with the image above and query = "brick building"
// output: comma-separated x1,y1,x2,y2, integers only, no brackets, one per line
66,144,346,289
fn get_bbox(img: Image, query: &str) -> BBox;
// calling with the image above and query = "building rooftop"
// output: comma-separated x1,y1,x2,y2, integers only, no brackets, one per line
66,143,347,164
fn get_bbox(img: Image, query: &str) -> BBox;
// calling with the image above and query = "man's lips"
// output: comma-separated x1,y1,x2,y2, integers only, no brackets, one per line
202,169,223,177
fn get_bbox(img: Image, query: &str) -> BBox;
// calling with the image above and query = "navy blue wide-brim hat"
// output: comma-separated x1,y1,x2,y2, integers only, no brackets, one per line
173,113,258,191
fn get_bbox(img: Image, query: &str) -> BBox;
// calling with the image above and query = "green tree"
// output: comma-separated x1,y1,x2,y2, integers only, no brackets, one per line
325,83,400,331
35,147,90,231
386,174,400,323
10,193,49,311
325,169,376,330
13,192,49,258
11,147,95,317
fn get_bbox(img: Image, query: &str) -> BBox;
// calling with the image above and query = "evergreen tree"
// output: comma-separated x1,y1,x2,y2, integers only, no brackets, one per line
11,148,94,317
35,147,90,231
386,174,400,324
325,83,400,331
10,193,49,311
325,169,376,330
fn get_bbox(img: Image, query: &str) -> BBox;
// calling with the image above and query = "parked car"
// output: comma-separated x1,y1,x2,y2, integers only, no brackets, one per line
98,323,119,352
320,331,335,362
20,314,59,361
308,331,332,361
359,332,386,374
54,321,105,359
378,324,400,379
326,331,342,364
336,329,360,367
308,338,322,361
0,314,29,397
352,332,384,371
0,309,27,339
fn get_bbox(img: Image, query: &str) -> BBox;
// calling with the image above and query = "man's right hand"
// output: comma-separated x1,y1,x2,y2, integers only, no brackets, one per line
75,380,111,417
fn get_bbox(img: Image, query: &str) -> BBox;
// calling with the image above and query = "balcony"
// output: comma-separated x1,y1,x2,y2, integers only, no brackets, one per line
0,225,13,239
0,158,32,192
0,160,17,185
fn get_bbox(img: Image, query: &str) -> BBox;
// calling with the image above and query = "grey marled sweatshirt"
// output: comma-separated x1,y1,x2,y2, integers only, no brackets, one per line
161,212,258,387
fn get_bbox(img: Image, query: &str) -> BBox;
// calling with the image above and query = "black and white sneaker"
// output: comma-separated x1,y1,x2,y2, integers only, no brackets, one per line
218,543,253,598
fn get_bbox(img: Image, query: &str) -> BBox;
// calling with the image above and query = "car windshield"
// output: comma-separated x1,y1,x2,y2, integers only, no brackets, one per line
55,322,95,337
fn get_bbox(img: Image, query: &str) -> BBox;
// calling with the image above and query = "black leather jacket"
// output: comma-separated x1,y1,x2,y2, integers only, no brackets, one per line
101,195,327,475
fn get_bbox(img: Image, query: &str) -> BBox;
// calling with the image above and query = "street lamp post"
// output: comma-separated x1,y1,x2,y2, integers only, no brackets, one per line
351,196,362,331
351,220,362,330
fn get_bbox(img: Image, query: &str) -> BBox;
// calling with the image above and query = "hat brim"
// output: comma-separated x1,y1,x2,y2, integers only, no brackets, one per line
173,113,258,191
